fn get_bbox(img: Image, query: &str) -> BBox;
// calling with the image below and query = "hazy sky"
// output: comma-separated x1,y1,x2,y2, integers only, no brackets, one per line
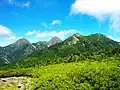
0,0,120,46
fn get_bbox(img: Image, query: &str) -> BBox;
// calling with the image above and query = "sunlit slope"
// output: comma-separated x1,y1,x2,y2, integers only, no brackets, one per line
1,61,120,89
31,61,120,89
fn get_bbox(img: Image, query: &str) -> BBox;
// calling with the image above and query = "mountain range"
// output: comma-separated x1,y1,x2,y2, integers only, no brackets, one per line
0,37,62,65
0,33,120,66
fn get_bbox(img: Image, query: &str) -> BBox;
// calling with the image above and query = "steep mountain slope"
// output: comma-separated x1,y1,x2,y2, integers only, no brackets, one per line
2,38,34,63
0,46,8,65
0,37,62,65
59,33,120,55
32,41,48,51
48,37,62,47
84,33,120,50
26,33,120,62
63,33,83,45
0,39,48,65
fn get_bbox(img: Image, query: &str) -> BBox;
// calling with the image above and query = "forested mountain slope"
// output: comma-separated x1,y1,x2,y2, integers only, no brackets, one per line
27,33,120,61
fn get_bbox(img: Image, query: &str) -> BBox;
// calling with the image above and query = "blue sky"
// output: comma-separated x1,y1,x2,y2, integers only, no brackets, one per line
0,0,120,46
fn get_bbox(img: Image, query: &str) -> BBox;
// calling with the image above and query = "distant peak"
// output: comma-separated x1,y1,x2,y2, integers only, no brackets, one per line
52,37,61,40
15,38,30,45
48,37,62,47
92,33,105,36
88,33,107,38
18,38,28,40
17,38,29,42
49,37,62,42
72,33,82,37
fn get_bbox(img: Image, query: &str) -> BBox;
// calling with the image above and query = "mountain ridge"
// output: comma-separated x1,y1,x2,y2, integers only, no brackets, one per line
23,33,120,64
0,33,120,66
0,37,62,65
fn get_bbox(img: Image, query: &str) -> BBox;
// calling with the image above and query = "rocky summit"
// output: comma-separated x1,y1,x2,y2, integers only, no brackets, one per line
48,37,62,47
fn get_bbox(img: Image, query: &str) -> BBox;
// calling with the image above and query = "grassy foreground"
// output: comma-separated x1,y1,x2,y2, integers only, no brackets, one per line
1,61,120,89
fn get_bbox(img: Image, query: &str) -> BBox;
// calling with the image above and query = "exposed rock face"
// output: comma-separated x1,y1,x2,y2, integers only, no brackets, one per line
0,39,48,65
48,37,62,47
32,41,48,51
63,33,83,45
3,38,34,63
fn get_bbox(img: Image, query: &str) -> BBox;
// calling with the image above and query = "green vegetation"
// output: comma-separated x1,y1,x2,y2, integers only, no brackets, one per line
32,61,120,90
1,34,120,89
2,47,119,69
0,48,120,89
1,61,120,89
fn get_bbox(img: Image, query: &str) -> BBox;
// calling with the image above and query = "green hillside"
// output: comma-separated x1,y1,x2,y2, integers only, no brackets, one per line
17,33,120,67
1,48,120,89
1,60,120,89
1,33,120,90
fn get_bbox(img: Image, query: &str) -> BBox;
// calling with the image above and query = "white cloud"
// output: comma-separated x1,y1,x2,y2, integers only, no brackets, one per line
41,20,62,30
7,0,31,8
51,20,61,26
0,25,13,36
17,36,23,39
0,25,21,40
5,36,23,40
70,0,120,31
26,30,37,36
9,36,16,40
0,25,23,40
36,29,77,38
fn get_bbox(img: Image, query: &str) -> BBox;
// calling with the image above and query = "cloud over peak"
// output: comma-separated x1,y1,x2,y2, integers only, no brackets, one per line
0,25,22,40
26,30,37,36
70,0,120,31
36,29,76,38
0,25,12,36
25,29,77,39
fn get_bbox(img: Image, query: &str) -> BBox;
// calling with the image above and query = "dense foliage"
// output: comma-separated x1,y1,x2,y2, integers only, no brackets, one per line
32,61,120,90
1,61,120,89
1,48,119,69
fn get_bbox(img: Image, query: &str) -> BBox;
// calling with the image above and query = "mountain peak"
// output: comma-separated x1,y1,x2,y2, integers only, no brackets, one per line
12,38,30,47
90,33,106,37
16,38,29,43
72,33,82,37
52,37,60,40
17,38,29,42
48,37,62,47
63,33,83,45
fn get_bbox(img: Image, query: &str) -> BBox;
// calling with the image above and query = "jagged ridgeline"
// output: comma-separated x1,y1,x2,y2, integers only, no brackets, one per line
0,37,62,65
29,33,120,60
0,33,120,66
